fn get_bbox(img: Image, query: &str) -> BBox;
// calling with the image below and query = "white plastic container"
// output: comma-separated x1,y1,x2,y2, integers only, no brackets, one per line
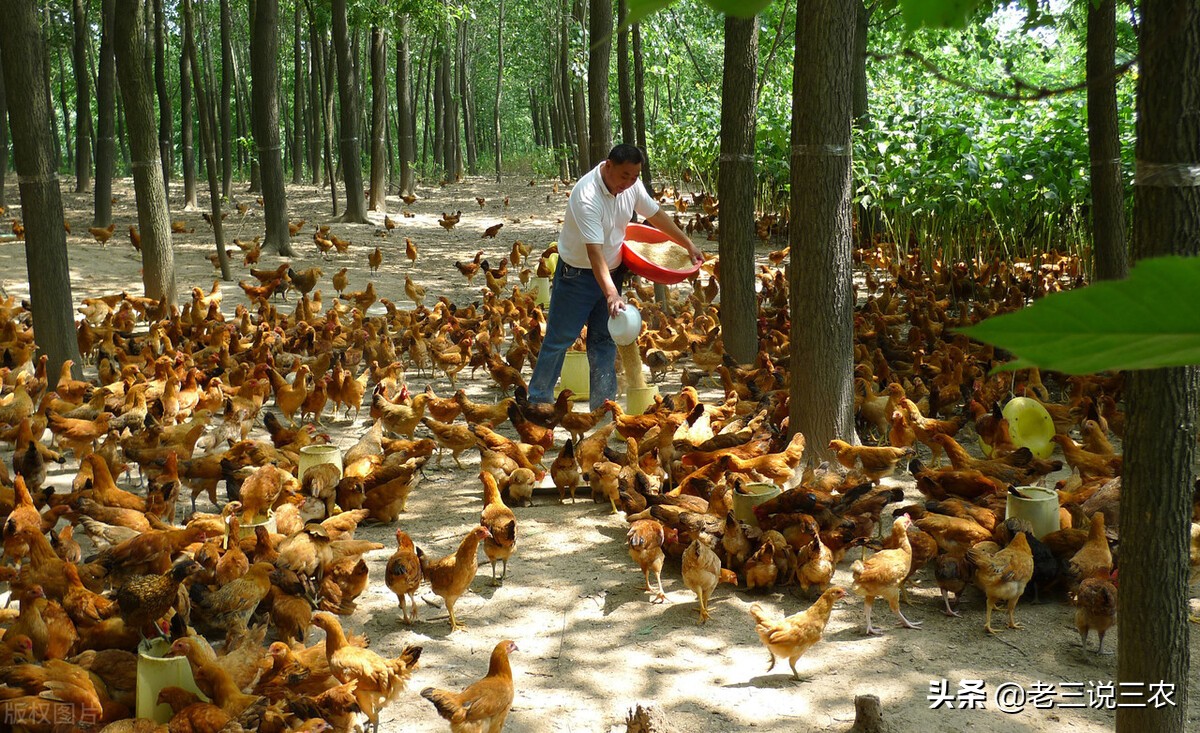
1006,485,1060,539
607,305,642,346
136,638,208,722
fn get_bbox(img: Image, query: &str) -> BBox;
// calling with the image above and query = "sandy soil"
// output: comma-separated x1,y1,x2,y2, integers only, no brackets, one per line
2,173,1198,733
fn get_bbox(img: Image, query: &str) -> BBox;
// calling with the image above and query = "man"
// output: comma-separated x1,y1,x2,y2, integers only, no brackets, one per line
527,144,703,410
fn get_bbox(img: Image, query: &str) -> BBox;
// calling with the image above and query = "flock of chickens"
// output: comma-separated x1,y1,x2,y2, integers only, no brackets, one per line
0,182,1185,732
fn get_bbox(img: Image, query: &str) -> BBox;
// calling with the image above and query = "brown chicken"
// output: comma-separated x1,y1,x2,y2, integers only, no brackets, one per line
369,245,384,271
1074,572,1118,654
1051,434,1124,480
422,417,477,468
1069,511,1113,582
115,560,201,642
682,537,722,624
421,526,491,631
748,587,847,679
827,440,914,482
421,639,518,733
385,529,424,624
268,365,312,426
550,438,581,503
313,612,421,733
189,562,275,638
745,541,779,592
627,519,668,603
850,516,921,635
970,531,1035,634
480,471,517,585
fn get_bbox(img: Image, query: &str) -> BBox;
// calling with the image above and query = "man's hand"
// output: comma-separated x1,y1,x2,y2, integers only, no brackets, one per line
687,245,705,265
606,291,627,318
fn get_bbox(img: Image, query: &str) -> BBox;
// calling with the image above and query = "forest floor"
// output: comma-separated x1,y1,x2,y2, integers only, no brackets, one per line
2,173,1199,733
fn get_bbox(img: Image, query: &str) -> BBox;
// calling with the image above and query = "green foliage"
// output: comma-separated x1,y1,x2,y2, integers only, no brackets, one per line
900,0,984,30
961,256,1200,374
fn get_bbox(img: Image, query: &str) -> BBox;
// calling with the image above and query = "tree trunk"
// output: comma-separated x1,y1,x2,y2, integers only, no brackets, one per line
588,0,613,162
183,0,230,280
494,0,505,182
153,0,172,198
396,15,415,196
457,20,477,176
788,0,857,459
308,20,321,185
114,0,177,308
180,25,199,210
438,34,452,178
718,15,759,365
368,26,387,212
1117,2,1200,732
250,0,295,254
616,0,634,145
292,1,304,185
571,0,590,174
42,6,61,172
0,0,85,382
632,21,651,191
219,0,233,196
308,11,337,215
0,54,8,210
1087,0,1128,281
71,0,93,193
420,36,434,170
93,0,116,225
558,0,578,177
331,0,368,223
58,45,73,173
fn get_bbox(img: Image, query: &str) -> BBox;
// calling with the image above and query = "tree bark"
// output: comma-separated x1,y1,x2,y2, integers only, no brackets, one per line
42,6,61,172
114,0,177,308
0,54,8,210
588,0,613,163
250,0,295,254
292,1,304,185
368,26,388,212
1117,2,1200,732
616,0,635,146
308,19,321,185
718,15,759,365
183,0,230,280
180,24,199,210
153,0,172,197
0,0,85,382
331,0,368,223
494,0,505,183
632,22,651,191
439,31,453,178
219,0,233,196
93,0,117,225
457,20,477,176
1087,0,1128,281
57,43,73,173
572,0,590,173
788,0,857,459
396,15,415,196
71,0,93,193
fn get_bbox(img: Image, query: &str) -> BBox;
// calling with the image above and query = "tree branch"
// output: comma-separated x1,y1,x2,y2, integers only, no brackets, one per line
667,9,709,87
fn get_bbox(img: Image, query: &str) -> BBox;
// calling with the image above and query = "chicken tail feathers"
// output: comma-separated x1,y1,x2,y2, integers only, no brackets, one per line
748,602,771,625
421,687,465,721
850,559,865,582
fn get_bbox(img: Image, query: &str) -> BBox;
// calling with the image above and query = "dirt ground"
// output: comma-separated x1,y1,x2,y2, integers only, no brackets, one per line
2,173,1199,733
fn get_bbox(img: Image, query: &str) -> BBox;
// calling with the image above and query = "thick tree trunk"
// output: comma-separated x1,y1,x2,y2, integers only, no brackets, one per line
588,0,613,163
788,0,857,459
183,0,230,280
1117,2,1200,732
494,0,505,183
0,55,8,210
1087,0,1128,281
219,0,233,196
0,0,85,381
250,0,295,254
94,0,117,225
396,15,415,196
292,1,304,185
115,0,177,308
331,0,368,223
616,0,635,146
71,0,93,193
718,15,759,365
180,27,198,210
632,22,651,191
368,26,387,212
153,0,172,197
457,21,477,176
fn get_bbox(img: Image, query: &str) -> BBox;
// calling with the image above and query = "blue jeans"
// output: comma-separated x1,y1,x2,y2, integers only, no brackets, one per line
528,260,628,411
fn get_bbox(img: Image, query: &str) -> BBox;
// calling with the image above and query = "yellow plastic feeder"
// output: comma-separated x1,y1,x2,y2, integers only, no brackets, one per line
1002,397,1056,459
297,444,343,482
626,386,659,415
136,638,208,722
533,276,551,307
1005,485,1060,539
731,481,780,528
556,350,589,401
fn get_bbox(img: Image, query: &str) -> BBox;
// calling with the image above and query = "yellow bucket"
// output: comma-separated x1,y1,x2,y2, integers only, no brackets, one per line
297,444,343,482
731,481,780,527
136,639,208,722
1005,486,1060,539
533,276,552,307
556,350,589,401
626,386,659,415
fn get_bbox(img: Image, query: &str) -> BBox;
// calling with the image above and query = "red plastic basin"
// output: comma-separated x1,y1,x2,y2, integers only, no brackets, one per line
621,223,700,285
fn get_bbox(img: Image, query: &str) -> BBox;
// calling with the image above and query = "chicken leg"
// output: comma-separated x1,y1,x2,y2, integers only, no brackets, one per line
642,566,667,603
697,588,710,625
886,595,922,629
490,557,509,586
446,598,467,632
1004,597,1024,631
940,588,962,618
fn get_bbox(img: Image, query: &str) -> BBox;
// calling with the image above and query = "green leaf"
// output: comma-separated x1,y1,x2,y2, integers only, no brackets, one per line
626,0,678,26
702,0,775,17
960,256,1200,375
900,0,984,30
